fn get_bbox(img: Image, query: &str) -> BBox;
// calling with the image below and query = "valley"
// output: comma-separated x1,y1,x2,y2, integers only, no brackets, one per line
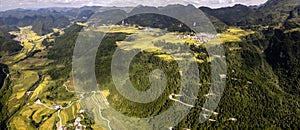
0,0,300,129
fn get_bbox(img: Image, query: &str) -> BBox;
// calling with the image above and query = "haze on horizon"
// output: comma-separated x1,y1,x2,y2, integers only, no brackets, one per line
0,0,268,11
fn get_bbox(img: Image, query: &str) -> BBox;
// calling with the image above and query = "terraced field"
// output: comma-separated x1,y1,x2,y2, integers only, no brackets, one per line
2,25,266,129
2,26,105,129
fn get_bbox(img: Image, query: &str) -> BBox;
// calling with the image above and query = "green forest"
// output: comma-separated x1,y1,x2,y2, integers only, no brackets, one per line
0,0,300,129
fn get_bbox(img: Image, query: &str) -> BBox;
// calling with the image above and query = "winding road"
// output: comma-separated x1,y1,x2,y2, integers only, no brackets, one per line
34,83,114,130
169,93,194,107
64,84,83,93
91,92,112,130
1,68,9,87
2,68,9,77
168,93,219,116
34,83,87,130
35,98,81,130
57,110,63,130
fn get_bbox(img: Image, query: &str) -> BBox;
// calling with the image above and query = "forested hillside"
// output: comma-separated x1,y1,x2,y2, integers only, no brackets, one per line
200,0,299,26
0,28,22,56
0,9,70,35
0,0,299,129
45,13,300,130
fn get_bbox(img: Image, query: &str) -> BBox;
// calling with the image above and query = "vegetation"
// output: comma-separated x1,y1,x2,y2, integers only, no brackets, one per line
0,0,300,129
265,29,300,95
46,24,300,129
0,9,70,35
0,34,22,56
200,0,299,26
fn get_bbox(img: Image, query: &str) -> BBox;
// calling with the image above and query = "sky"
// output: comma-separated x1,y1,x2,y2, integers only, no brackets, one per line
0,0,268,11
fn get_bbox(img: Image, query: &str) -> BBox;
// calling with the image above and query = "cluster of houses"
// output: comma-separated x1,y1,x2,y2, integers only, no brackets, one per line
8,32,28,42
61,109,87,130
52,104,63,110
179,32,218,43
165,30,218,44
34,99,62,110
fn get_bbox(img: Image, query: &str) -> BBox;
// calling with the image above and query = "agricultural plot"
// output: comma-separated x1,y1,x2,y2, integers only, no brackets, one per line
4,25,254,129
208,27,255,44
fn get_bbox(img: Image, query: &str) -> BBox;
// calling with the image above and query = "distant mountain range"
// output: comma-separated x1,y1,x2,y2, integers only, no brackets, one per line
0,0,298,34
200,0,299,26
0,0,299,55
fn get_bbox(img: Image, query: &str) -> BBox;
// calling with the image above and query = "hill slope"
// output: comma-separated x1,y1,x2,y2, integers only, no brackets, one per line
200,0,300,26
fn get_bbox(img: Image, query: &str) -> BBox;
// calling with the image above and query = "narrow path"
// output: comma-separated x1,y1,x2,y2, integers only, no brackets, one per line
34,100,54,109
204,93,216,97
57,110,63,130
1,68,9,83
63,100,80,109
35,83,112,129
202,108,219,115
35,98,81,130
91,92,112,130
2,68,8,76
33,84,85,129
169,93,219,117
169,93,194,107
64,84,84,93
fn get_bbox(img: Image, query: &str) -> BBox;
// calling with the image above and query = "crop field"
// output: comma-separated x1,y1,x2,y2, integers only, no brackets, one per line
3,25,89,129
95,26,140,34
113,27,185,50
3,25,214,129
219,27,255,42
208,27,255,44
8,70,38,102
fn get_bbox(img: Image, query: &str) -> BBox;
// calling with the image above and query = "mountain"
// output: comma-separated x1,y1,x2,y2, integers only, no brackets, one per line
110,4,227,32
61,6,102,20
265,29,300,95
0,27,22,56
200,0,300,26
44,4,300,129
259,0,300,25
129,5,159,15
0,36,22,56
125,5,193,32
0,9,70,35
199,4,263,26
87,9,127,27
284,5,300,29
